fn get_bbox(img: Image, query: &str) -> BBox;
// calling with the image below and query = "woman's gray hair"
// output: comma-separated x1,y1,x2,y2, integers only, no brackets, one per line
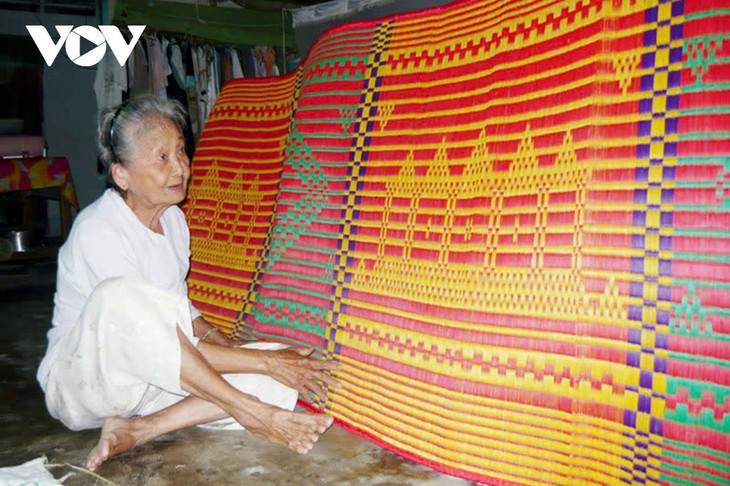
97,96,189,196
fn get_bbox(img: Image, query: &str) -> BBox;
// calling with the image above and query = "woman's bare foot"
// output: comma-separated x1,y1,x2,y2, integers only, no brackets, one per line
239,406,334,454
86,416,147,471
87,407,333,470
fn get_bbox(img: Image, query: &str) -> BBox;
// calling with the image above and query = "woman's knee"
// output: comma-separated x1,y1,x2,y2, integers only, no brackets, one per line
85,276,174,320
88,276,152,306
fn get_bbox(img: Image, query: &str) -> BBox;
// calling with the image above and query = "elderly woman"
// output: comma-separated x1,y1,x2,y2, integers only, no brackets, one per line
36,96,338,472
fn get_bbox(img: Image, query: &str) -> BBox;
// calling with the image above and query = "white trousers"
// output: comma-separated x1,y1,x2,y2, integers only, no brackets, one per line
43,277,298,431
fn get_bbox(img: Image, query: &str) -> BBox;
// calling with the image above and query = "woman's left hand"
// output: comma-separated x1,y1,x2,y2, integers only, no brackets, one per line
265,347,341,404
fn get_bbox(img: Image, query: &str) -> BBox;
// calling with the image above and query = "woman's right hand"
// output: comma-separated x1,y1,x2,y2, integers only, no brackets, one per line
264,347,341,404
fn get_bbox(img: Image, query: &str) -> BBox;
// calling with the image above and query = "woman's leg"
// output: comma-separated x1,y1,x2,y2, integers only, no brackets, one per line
86,327,333,471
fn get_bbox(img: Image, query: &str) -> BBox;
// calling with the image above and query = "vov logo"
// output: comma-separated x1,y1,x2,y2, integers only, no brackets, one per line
26,25,145,67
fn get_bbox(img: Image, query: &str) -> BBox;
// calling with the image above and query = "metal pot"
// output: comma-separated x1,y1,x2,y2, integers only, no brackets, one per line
0,226,44,253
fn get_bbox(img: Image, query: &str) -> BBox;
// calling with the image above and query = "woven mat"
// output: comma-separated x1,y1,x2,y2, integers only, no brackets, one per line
185,0,730,483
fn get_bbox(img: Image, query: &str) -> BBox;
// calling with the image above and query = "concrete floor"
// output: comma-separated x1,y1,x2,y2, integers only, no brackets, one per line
0,258,478,485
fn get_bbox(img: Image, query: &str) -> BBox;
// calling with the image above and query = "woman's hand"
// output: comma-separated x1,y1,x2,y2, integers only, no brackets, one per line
264,347,341,404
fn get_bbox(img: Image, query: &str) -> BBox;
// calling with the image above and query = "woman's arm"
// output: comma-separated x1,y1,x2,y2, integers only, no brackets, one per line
192,315,238,347
195,340,341,403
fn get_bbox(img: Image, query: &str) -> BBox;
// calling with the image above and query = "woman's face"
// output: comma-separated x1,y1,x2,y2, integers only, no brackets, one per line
113,116,190,211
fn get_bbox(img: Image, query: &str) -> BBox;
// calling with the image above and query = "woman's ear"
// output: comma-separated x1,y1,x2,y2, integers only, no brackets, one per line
111,163,130,191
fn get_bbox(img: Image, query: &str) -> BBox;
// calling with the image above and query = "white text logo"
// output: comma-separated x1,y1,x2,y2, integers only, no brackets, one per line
26,25,145,67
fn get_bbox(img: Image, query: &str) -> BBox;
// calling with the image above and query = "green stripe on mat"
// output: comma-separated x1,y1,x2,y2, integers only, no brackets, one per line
661,462,728,486
667,351,730,368
663,448,730,479
666,378,730,403
685,8,730,20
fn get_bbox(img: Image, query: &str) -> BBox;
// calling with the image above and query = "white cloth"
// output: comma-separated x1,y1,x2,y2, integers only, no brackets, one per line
290,0,398,27
161,37,173,80
197,46,219,123
146,35,168,99
38,189,200,391
196,341,298,430
169,41,186,89
42,277,298,431
193,46,207,125
128,40,149,96
230,48,244,79
93,49,127,112
43,277,192,430
0,457,63,485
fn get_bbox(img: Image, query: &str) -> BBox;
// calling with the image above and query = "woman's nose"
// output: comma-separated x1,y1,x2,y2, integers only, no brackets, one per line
172,152,189,174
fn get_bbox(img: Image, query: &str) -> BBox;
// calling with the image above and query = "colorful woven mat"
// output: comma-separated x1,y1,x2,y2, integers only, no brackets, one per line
185,0,730,483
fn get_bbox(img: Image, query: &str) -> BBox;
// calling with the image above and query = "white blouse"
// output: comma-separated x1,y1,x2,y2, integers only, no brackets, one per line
37,188,200,389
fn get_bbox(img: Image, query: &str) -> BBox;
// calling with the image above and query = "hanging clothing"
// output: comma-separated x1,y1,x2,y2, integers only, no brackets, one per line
222,48,233,85
169,40,186,90
242,48,256,78
128,40,150,96
146,35,168,99
93,49,127,113
231,48,244,79
101,29,284,140
208,47,221,112
193,45,208,131
183,41,201,141
161,37,173,82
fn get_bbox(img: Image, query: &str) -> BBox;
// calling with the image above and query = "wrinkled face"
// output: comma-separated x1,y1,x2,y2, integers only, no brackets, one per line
112,116,190,210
